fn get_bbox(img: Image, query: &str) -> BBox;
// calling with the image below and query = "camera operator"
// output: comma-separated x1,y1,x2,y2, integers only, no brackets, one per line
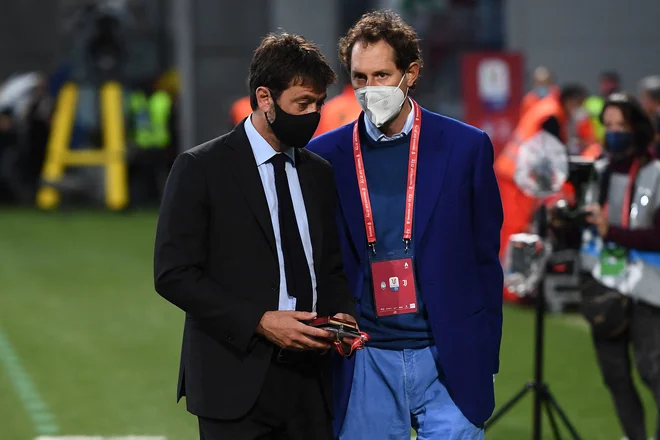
575,93,660,440
639,75,660,158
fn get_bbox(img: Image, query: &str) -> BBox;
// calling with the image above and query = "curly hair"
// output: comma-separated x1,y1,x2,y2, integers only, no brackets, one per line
249,33,336,110
338,10,423,75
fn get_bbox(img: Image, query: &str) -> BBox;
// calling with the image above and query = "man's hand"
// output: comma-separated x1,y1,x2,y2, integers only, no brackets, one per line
585,204,609,237
256,311,334,351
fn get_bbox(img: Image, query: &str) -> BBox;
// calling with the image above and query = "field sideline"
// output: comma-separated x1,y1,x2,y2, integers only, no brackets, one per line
0,209,656,439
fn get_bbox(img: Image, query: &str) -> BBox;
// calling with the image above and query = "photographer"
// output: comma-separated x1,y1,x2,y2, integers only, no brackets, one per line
639,75,660,158
578,94,660,440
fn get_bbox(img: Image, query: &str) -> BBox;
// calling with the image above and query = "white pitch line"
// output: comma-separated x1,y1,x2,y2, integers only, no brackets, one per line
0,326,59,435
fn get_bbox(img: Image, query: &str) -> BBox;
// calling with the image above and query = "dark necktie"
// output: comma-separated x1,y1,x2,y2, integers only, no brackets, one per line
269,153,313,312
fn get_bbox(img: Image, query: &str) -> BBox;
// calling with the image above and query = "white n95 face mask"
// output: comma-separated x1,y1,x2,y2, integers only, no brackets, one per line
355,74,408,127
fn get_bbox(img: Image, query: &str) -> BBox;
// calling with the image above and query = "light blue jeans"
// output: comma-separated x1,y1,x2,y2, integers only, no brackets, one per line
339,346,484,440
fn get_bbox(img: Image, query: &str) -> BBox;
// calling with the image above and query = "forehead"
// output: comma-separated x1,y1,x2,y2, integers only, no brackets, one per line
603,106,624,121
281,82,326,100
350,40,397,73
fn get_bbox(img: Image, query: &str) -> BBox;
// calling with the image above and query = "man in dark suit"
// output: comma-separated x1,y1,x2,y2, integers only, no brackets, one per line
307,10,503,440
154,33,356,440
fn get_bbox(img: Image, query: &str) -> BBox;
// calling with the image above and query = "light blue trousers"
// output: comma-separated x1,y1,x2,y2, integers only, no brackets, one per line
339,346,484,440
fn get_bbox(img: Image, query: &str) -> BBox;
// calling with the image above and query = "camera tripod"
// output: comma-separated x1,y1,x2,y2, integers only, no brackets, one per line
485,205,582,440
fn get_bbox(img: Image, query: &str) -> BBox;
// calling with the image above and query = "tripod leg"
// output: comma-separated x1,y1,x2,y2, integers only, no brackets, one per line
546,389,582,440
485,383,532,430
544,396,563,440
533,277,548,440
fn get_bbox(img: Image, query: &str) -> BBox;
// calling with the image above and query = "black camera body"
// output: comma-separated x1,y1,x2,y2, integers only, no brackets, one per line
546,157,598,253
552,203,590,229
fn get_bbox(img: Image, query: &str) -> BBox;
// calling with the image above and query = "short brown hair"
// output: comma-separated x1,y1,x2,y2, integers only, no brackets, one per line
248,33,336,110
339,10,423,74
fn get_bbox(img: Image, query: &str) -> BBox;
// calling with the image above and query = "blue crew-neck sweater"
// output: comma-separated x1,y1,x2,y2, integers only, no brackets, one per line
358,126,434,350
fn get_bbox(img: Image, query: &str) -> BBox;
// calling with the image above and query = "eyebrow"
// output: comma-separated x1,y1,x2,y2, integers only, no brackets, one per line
295,93,326,102
352,70,391,77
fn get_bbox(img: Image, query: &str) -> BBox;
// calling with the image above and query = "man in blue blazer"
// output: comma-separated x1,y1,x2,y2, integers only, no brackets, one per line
307,10,504,440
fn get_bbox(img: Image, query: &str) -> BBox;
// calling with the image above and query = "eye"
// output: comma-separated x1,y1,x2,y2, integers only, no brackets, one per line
297,102,308,111
376,72,388,79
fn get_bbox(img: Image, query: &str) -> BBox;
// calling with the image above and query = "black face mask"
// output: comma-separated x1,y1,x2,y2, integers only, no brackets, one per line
266,96,320,149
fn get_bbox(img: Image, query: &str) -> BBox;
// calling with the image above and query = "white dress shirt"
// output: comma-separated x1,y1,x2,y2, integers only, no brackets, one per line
244,115,318,311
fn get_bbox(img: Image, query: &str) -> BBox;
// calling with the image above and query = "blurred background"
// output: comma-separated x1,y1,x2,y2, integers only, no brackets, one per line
1,0,659,439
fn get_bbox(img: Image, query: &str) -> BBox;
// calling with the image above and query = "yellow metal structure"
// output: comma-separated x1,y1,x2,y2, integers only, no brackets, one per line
36,81,129,210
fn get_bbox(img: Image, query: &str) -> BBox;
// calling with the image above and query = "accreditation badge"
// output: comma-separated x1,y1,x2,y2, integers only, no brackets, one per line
370,250,419,317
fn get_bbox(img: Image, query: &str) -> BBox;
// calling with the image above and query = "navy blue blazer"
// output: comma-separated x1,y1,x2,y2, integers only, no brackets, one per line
307,107,504,433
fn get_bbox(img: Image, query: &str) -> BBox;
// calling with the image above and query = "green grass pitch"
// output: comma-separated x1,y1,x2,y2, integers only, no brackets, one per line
0,209,656,439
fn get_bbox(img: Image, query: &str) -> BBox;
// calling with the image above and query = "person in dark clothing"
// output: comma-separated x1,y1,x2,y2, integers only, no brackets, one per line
154,33,356,440
555,93,660,440
540,85,589,141
639,75,660,158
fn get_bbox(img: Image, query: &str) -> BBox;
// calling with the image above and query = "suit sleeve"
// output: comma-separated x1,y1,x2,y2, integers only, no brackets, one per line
322,167,357,318
154,152,267,353
473,133,505,374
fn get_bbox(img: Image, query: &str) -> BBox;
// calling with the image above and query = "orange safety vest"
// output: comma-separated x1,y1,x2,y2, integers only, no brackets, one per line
520,85,560,119
495,96,570,302
495,95,568,183
229,96,252,126
314,85,363,137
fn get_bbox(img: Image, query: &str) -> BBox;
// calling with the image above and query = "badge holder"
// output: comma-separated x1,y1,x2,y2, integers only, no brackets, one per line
600,243,628,277
369,240,420,317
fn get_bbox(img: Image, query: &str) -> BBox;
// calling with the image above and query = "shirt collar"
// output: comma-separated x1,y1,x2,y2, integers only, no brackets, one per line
363,98,415,142
244,114,295,166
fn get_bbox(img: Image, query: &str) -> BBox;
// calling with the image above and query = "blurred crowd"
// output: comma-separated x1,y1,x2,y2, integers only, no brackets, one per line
0,68,179,207
0,0,180,208
498,66,660,440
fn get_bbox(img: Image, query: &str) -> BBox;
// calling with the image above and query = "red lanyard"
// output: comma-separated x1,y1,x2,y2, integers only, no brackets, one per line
333,332,370,358
352,99,422,253
620,159,640,228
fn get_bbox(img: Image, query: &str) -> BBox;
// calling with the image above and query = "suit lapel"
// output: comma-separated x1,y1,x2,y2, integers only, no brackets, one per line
413,110,450,248
225,123,277,256
296,150,323,268
335,122,369,259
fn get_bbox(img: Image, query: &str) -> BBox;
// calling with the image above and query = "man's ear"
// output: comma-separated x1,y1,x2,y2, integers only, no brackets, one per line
405,62,421,89
255,87,272,113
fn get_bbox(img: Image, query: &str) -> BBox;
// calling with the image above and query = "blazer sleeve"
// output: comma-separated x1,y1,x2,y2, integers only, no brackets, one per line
154,151,267,353
472,133,505,374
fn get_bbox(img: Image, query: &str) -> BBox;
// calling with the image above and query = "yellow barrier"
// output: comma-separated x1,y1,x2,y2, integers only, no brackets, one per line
36,83,78,209
101,82,128,211
36,81,129,211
